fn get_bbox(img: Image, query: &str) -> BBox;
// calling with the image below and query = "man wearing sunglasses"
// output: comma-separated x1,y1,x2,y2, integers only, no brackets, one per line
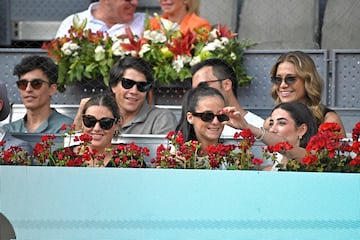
1,56,73,134
73,56,177,134
56,0,145,38
190,58,264,137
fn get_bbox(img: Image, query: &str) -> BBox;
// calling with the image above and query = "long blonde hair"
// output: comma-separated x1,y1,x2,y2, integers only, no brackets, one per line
186,0,200,15
269,51,324,125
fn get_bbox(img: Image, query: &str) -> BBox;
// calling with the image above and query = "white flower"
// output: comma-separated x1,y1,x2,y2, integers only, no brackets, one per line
112,40,125,56
190,55,201,66
94,45,105,61
139,43,151,57
220,37,229,45
143,30,167,43
69,43,80,51
172,55,192,73
230,52,236,60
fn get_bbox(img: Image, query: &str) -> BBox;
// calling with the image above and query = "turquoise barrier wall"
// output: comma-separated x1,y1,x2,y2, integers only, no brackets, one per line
0,166,359,239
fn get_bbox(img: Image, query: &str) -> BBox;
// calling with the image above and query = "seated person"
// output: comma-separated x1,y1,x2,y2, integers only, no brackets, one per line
190,58,265,137
1,55,73,134
224,102,318,164
264,102,318,170
149,0,211,34
56,0,146,38
74,56,177,134
74,93,121,167
269,50,346,136
0,81,32,155
176,85,227,155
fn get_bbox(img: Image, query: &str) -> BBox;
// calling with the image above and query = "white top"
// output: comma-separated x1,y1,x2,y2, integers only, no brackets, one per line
55,2,146,38
221,111,265,138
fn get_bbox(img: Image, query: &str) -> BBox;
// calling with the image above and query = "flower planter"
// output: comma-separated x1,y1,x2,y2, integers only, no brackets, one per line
0,166,359,240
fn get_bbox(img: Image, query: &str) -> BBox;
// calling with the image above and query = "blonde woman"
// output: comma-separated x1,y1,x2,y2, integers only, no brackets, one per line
269,51,346,136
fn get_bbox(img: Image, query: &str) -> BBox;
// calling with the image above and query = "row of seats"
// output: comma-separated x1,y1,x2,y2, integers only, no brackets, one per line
2,0,359,50
237,0,360,49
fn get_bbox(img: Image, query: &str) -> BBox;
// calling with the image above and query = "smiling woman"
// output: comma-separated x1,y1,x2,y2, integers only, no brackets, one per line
269,51,347,137
74,92,121,167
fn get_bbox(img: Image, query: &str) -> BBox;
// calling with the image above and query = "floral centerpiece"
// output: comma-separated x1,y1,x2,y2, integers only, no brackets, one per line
42,14,255,91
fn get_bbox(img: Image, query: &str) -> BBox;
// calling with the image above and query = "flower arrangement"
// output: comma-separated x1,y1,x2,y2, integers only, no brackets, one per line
283,122,360,173
42,14,255,91
42,16,120,92
151,129,263,170
121,15,255,86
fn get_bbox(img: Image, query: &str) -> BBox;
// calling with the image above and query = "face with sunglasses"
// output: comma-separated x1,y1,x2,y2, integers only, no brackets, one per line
272,62,306,104
186,96,226,147
82,106,119,150
111,68,151,116
17,69,57,110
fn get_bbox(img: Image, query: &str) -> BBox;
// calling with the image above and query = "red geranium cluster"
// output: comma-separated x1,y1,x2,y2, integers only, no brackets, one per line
152,129,263,170
286,122,360,172
151,131,202,169
109,142,150,168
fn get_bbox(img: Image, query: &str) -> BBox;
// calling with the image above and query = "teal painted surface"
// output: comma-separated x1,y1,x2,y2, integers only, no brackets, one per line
0,166,359,239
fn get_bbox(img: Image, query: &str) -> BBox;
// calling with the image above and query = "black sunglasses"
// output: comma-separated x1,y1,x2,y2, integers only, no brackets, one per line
16,79,49,90
120,78,152,92
192,111,229,123
82,115,117,130
270,76,298,85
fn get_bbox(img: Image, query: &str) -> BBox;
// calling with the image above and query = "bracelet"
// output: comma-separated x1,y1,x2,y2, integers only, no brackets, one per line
255,127,266,141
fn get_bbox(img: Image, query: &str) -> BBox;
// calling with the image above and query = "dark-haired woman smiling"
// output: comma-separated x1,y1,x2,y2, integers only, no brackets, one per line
176,85,228,152
75,93,121,167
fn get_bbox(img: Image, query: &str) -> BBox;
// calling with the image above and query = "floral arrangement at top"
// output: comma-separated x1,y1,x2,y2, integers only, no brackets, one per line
121,14,255,85
42,14,255,91
42,16,121,92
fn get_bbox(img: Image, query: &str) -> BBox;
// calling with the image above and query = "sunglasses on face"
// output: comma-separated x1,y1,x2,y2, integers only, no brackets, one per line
192,111,229,123
16,79,49,90
270,76,298,85
120,78,152,92
82,115,117,130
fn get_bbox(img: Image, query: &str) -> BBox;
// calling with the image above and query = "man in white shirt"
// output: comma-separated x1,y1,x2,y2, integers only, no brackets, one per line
190,58,265,138
56,0,146,38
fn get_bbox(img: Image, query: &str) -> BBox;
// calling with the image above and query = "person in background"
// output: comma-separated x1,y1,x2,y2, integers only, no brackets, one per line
190,58,264,137
1,55,73,134
176,85,227,152
149,0,211,34
55,0,146,38
76,93,121,167
74,56,177,134
264,102,318,170
269,50,346,136
0,81,33,154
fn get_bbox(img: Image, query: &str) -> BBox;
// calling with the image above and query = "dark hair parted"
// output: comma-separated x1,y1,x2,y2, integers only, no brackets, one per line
109,56,154,87
13,55,58,85
269,51,324,125
176,85,226,142
82,92,121,122
190,58,238,98
272,102,318,148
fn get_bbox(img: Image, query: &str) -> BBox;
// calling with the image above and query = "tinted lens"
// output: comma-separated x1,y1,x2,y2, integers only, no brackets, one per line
82,115,116,130
121,78,151,92
271,76,297,85
216,114,230,122
16,79,47,90
193,112,229,123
